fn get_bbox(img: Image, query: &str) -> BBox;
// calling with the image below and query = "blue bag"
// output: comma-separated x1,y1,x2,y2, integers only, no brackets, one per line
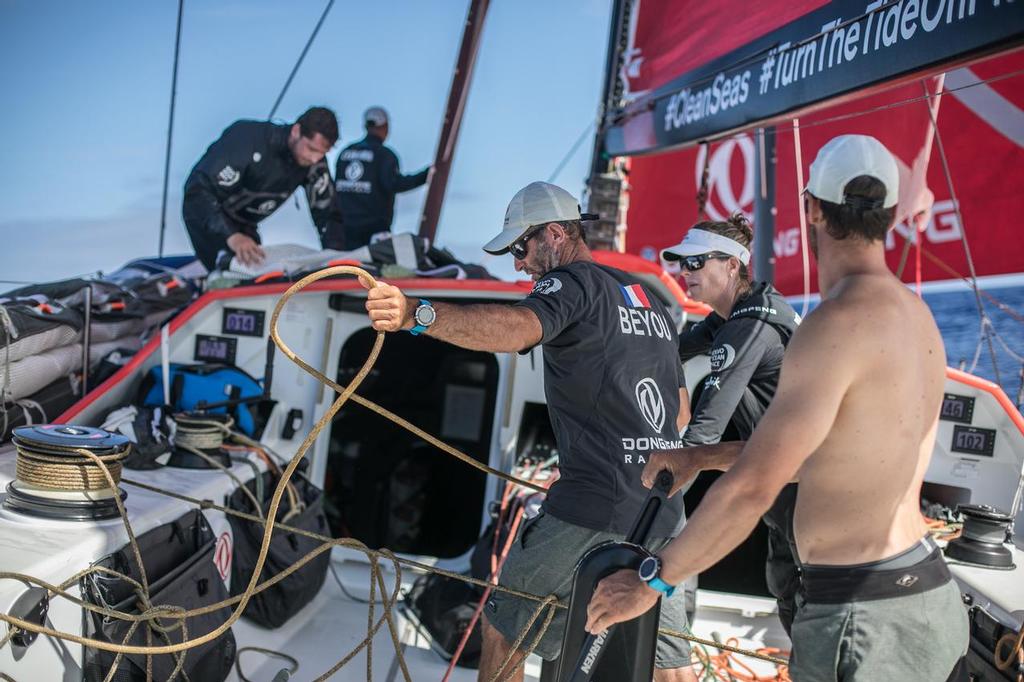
141,363,264,435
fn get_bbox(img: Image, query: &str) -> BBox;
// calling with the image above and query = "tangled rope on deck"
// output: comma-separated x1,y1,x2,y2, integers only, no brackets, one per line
0,265,790,680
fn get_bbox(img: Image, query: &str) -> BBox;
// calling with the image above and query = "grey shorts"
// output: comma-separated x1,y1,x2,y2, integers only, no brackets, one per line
483,509,691,668
789,579,968,681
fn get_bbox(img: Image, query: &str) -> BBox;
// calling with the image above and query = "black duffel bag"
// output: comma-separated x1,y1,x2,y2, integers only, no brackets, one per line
227,469,331,628
82,509,236,682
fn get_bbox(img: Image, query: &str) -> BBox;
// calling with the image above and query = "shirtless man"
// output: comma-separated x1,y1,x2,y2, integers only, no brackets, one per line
585,135,969,681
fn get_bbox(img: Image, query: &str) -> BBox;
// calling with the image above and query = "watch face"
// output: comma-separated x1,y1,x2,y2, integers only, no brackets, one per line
638,555,660,581
415,304,436,326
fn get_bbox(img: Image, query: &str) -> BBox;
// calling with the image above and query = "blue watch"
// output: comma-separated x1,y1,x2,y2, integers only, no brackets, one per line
638,554,676,597
409,299,436,336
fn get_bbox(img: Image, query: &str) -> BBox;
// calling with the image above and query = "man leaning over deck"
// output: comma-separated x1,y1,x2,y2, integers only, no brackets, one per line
364,181,699,682
585,135,970,681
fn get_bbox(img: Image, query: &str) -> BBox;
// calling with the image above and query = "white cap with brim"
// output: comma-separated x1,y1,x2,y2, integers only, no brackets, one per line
365,106,389,127
483,181,598,255
805,134,899,209
661,228,751,265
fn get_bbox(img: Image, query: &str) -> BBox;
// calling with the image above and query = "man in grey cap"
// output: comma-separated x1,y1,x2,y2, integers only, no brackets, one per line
326,106,431,250
366,181,698,681
586,135,969,681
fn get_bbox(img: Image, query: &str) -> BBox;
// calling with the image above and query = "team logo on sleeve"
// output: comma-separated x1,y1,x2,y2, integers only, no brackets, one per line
709,343,736,371
620,284,651,308
532,277,562,295
217,165,240,187
634,378,666,433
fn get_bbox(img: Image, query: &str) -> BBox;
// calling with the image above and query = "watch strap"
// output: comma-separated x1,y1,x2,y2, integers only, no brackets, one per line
646,576,676,598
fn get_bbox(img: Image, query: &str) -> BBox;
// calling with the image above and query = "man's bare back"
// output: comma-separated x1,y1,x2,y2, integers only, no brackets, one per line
792,272,946,565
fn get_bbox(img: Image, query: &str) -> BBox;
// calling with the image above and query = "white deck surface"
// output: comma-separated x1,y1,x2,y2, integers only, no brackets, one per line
226,550,791,682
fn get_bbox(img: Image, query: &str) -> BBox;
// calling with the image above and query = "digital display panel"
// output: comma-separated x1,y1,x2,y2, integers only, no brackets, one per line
951,425,996,457
194,334,237,364
939,393,974,424
221,308,265,337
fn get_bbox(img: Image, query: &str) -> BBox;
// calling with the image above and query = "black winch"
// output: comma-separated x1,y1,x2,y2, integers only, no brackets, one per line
944,504,1015,569
4,424,130,521
167,412,233,469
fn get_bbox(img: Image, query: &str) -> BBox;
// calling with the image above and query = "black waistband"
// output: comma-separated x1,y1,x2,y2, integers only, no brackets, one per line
799,548,952,604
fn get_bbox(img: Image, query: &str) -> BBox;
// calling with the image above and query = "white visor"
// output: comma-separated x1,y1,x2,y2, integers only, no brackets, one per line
661,228,751,265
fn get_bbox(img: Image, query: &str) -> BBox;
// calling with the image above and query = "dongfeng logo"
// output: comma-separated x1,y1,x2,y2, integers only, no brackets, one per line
216,165,240,187
256,200,277,215
635,378,665,433
532,277,562,295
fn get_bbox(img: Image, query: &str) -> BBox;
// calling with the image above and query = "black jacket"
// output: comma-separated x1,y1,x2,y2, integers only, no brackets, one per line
330,134,429,249
183,120,342,244
679,281,800,446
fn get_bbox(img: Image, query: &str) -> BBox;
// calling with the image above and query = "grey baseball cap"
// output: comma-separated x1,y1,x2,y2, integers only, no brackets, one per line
364,106,389,127
483,181,598,255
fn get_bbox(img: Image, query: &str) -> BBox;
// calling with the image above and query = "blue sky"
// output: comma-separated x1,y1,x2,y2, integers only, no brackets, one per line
0,0,610,283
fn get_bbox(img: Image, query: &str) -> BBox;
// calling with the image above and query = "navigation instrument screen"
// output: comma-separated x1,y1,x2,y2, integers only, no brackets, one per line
222,308,265,337
194,334,237,364
951,425,996,457
939,393,974,424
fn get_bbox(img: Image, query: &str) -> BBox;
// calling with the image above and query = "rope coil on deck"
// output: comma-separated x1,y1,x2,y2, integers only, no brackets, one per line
0,265,790,680
12,440,129,492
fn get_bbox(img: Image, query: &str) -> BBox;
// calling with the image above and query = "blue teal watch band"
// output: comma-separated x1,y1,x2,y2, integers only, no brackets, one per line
409,298,433,336
646,576,676,598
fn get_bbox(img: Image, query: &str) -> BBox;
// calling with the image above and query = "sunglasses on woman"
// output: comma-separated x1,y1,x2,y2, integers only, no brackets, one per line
509,224,546,260
680,253,732,272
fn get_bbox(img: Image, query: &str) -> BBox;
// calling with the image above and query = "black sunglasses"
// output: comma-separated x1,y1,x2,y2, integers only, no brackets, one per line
680,253,732,272
509,224,546,260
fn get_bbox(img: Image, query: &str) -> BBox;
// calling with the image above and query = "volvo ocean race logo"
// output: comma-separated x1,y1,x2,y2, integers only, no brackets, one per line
345,161,364,181
635,378,665,433
532,277,562,295
710,343,736,371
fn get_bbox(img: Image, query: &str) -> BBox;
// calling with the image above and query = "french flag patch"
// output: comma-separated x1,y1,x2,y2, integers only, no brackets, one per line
620,284,651,308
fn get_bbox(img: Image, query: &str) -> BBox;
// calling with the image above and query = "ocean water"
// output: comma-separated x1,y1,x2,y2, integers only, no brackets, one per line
793,285,1024,407
926,285,1024,405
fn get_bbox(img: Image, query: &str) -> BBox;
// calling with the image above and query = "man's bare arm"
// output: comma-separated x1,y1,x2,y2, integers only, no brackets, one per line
656,307,854,585
640,442,745,497
585,306,856,633
366,282,543,353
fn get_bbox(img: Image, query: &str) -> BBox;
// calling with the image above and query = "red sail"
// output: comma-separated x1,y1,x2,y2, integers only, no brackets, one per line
622,49,1024,294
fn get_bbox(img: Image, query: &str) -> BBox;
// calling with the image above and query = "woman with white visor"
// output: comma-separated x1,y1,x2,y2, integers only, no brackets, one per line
652,213,803,633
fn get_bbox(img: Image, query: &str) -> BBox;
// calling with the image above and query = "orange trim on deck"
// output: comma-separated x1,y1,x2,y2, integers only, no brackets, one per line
56,277,534,423
946,367,1024,437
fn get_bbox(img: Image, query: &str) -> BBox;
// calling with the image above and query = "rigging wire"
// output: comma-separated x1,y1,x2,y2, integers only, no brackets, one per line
268,0,335,120
157,0,185,258
547,121,595,184
923,74,1003,388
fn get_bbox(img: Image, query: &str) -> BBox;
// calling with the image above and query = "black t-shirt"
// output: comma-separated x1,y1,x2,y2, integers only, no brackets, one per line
515,261,686,538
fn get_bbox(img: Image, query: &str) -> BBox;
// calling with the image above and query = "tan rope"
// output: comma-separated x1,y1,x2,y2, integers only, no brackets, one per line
0,265,790,676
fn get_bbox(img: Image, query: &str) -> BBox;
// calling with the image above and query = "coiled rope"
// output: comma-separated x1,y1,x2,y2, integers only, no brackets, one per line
13,438,130,492
0,265,789,679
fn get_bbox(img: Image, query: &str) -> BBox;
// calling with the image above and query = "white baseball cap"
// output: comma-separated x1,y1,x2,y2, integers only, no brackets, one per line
364,106,389,127
805,134,899,209
483,181,598,255
661,228,751,265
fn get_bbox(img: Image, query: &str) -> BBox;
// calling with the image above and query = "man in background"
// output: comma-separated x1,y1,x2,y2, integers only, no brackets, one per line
183,106,343,270
328,106,430,250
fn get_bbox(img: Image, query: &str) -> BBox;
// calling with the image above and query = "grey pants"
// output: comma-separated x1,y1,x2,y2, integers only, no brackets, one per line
483,509,692,668
788,579,968,681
